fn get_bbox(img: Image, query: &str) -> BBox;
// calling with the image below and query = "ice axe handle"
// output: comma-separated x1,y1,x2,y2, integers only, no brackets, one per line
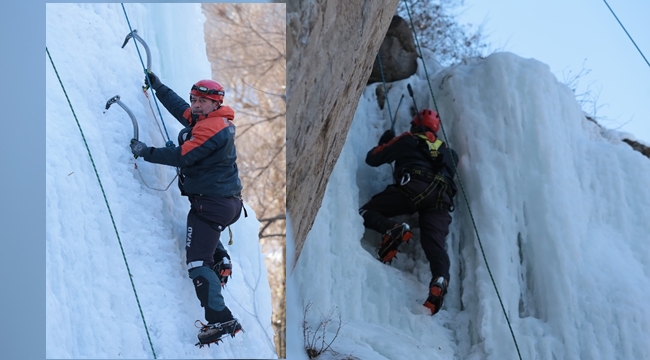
121,29,152,73
406,83,422,124
104,95,140,154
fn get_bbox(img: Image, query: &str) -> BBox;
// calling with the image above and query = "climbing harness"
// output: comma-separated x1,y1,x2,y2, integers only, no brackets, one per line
47,46,157,359
397,173,454,212
403,1,522,358
190,198,249,246
399,88,454,208
395,127,453,210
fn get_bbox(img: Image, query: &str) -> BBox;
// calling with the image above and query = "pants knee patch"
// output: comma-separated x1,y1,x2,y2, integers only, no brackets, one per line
192,274,210,308
189,266,226,314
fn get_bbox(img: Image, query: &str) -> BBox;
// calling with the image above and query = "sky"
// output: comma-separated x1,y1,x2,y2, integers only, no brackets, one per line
46,4,275,359
458,0,650,144
287,45,650,359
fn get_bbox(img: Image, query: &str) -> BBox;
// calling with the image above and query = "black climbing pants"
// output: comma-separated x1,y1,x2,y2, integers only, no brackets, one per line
185,194,242,324
360,178,453,282
185,194,243,267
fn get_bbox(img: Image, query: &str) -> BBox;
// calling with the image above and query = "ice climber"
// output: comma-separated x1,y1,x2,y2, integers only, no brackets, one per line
129,71,244,345
359,109,458,315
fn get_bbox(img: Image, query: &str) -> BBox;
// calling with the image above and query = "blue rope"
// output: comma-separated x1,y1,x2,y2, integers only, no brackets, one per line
602,0,650,69
121,3,174,147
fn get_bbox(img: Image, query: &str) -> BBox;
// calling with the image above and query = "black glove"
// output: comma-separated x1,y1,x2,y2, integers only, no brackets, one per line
144,70,162,91
378,129,395,145
212,256,232,287
130,138,150,158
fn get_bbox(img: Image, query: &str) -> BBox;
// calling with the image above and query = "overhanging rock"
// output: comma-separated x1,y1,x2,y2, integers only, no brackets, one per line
287,0,400,268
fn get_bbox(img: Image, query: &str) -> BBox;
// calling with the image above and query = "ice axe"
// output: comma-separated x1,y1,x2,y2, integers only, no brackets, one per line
407,83,425,131
407,83,420,117
392,94,404,129
121,29,153,90
105,95,140,157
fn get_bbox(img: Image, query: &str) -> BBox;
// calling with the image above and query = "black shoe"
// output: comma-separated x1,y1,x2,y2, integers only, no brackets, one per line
377,223,412,263
423,277,448,315
196,318,243,347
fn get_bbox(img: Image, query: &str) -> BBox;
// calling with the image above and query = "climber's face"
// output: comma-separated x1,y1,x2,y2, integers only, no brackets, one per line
190,95,219,116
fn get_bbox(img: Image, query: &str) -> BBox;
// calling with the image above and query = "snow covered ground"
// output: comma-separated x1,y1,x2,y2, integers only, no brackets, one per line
46,4,275,359
288,48,650,359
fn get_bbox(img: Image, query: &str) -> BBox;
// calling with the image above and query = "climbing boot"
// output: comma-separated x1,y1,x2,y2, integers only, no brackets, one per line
377,223,412,263
423,276,448,315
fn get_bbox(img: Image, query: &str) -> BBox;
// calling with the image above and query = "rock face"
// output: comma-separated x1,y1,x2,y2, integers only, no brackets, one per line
287,0,399,267
367,15,418,86
623,138,650,158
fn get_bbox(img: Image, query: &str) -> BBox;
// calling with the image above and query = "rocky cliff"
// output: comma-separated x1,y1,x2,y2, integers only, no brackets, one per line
287,0,400,267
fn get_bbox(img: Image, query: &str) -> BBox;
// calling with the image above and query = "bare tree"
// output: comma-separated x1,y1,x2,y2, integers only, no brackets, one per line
397,0,487,66
202,3,286,357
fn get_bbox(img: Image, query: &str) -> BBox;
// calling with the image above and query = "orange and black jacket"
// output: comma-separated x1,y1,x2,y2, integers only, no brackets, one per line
141,84,242,198
366,130,458,184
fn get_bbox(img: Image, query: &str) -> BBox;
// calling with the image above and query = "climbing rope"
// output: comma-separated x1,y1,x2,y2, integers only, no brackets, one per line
144,91,168,143
139,92,179,187
121,3,174,147
376,53,396,131
121,2,181,184
46,47,158,359
377,53,406,133
377,52,404,178
602,0,650,70
133,163,178,191
403,1,523,359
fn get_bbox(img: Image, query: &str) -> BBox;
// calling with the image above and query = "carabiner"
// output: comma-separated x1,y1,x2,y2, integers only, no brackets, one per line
400,173,411,186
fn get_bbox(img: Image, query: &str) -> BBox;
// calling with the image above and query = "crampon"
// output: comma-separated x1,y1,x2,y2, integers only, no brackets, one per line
423,277,448,315
194,319,243,348
377,223,412,263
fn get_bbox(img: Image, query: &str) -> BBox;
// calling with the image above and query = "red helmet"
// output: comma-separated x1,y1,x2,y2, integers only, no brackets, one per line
411,109,440,133
190,79,225,103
